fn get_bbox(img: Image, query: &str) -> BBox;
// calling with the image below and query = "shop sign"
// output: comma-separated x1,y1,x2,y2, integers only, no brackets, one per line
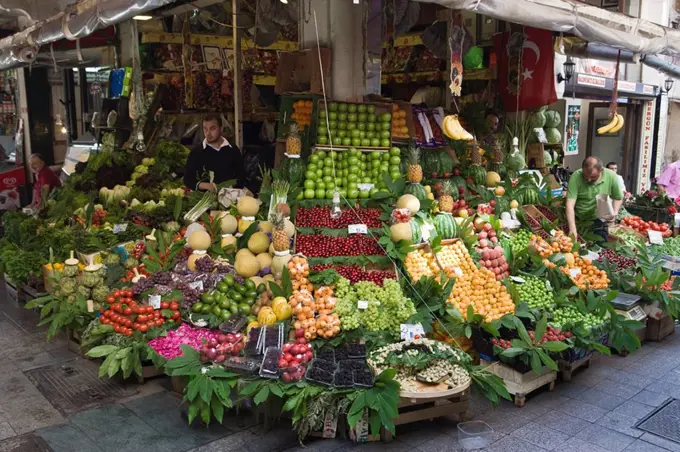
576,73,606,88
565,105,580,156
0,166,25,211
617,81,637,92
637,100,656,193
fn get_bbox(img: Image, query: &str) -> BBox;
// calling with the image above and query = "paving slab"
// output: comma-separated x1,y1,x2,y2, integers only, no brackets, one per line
533,410,591,436
408,433,462,452
624,439,673,452
575,423,636,452
483,435,548,452
613,400,657,420
596,412,644,438
509,422,570,450
0,424,14,442
576,387,628,410
631,391,671,407
559,437,612,452
555,398,609,422
0,434,51,452
639,432,680,452
37,423,101,452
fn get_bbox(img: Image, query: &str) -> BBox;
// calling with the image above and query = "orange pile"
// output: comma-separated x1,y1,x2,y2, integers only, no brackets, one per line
552,231,574,252
529,234,554,258
288,256,312,293
291,100,313,128
392,104,409,138
448,267,515,321
435,240,476,279
405,248,440,281
560,254,609,290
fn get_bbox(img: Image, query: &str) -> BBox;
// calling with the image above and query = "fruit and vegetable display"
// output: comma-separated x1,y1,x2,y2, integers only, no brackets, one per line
620,216,672,238
12,89,671,446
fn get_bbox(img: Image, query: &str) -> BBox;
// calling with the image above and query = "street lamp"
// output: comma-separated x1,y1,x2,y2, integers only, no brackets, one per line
557,57,575,83
665,78,674,92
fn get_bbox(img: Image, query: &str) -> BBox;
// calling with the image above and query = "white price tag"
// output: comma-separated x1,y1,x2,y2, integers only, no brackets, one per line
149,295,161,309
510,276,526,284
189,281,204,291
451,267,463,277
648,230,664,245
569,268,582,278
545,281,552,291
113,223,128,234
549,230,556,237
357,300,369,310
400,323,425,341
348,224,368,234
675,213,680,228
357,183,374,191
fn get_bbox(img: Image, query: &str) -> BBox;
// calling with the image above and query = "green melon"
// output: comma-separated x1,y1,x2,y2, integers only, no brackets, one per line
438,152,454,175
404,183,428,202
488,162,507,180
467,166,487,186
495,197,510,215
410,218,423,244
434,213,457,239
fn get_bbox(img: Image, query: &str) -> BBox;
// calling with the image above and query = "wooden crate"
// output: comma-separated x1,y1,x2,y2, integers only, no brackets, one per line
4,277,25,303
136,364,165,384
66,329,85,356
646,313,675,342
557,355,592,382
482,360,557,407
380,384,470,442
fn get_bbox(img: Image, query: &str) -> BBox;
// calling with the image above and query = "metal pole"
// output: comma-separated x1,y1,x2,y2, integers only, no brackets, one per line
232,0,243,148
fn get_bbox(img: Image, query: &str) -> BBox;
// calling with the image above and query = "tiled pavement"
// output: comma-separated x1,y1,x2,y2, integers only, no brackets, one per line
1,290,679,452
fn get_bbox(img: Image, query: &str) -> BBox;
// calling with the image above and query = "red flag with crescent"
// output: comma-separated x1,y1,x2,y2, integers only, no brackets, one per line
493,27,557,112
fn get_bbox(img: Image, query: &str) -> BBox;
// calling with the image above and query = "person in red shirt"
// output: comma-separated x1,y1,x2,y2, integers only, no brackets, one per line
29,154,61,209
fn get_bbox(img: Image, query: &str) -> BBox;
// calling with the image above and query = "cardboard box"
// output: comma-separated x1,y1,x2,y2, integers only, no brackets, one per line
527,143,545,169
276,47,331,95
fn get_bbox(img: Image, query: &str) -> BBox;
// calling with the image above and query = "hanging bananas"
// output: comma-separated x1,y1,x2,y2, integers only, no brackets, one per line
597,113,624,135
443,115,474,141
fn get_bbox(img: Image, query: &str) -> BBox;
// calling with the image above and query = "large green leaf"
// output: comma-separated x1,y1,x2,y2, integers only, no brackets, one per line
86,344,119,358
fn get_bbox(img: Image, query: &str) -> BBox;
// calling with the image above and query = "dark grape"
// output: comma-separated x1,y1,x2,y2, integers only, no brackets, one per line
132,277,154,295
195,256,215,273
153,271,173,285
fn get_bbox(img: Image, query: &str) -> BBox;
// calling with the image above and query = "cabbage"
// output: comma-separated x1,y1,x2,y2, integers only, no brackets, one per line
528,112,546,128
545,127,562,144
544,151,553,166
506,151,526,171
544,110,561,128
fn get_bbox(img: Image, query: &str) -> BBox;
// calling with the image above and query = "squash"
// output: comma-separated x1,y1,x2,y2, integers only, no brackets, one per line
257,306,277,325
273,302,292,321
271,296,288,312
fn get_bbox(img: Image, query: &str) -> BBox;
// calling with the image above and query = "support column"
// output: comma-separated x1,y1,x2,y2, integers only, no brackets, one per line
301,0,365,101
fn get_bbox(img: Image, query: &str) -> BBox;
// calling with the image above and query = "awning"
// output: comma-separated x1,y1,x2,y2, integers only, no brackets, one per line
0,0,177,71
565,72,659,100
414,0,680,59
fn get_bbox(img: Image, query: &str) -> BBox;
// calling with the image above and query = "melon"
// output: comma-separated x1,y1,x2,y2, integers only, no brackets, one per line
235,253,260,278
256,253,273,271
248,232,271,254
396,194,420,216
188,230,211,251
488,162,507,180
284,218,296,237
236,248,254,260
390,222,412,242
434,213,457,239
410,218,423,244
221,234,237,249
220,214,238,234
404,183,428,202
259,220,273,233
238,218,256,234
468,166,487,186
486,171,501,187
237,196,260,216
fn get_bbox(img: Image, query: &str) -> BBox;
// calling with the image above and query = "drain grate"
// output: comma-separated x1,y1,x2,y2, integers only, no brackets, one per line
24,359,138,415
636,398,680,443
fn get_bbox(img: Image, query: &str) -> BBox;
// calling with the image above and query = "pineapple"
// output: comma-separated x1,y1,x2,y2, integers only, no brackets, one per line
286,123,301,156
439,181,454,213
470,139,482,166
271,211,289,252
407,144,423,183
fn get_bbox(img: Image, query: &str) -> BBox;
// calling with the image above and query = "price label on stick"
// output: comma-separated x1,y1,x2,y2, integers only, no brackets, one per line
348,224,368,234
357,183,374,191
149,295,161,309
357,300,369,310
400,324,425,341
648,230,664,245
113,223,128,234
569,268,582,278
510,276,526,284
189,281,203,291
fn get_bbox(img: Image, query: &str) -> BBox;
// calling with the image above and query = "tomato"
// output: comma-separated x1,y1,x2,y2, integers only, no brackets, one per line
153,311,161,319
172,311,180,320
113,290,121,298
114,325,121,333
138,314,147,322
155,319,164,327
170,302,179,311
112,303,121,313
146,306,154,314
140,324,149,333
106,296,115,304
161,301,169,310
101,317,109,325
123,308,132,316
124,330,132,337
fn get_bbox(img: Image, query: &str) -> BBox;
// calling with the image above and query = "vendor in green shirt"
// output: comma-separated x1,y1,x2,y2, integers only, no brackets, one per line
566,156,623,240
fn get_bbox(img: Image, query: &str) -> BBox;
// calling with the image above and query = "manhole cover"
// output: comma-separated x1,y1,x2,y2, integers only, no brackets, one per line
24,359,138,415
636,398,680,443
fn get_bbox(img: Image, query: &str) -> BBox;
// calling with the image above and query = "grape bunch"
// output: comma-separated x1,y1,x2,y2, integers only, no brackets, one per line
335,278,415,334
515,276,553,309
195,256,215,273
181,288,201,310
132,277,154,296
152,271,173,285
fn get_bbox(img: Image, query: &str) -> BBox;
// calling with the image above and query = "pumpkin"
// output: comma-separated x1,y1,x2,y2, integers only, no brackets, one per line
273,302,292,321
257,306,277,325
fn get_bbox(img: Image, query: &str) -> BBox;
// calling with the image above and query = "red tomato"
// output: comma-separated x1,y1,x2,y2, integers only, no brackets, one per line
153,311,161,319
140,324,149,333
172,312,180,320
123,308,132,316
170,302,179,311
146,306,154,314
113,290,121,298
155,319,164,327
161,301,169,310
106,296,115,304
138,314,147,322
101,317,109,325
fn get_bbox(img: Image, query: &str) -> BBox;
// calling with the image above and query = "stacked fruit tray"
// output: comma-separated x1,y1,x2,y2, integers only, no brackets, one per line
294,205,396,284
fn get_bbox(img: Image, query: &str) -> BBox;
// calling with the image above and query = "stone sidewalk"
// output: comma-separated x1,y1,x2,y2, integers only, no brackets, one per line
0,290,679,452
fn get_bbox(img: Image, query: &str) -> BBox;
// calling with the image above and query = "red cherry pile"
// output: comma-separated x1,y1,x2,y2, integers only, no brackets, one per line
529,326,572,345
534,205,558,222
199,333,244,363
391,209,410,224
312,264,396,285
296,206,382,228
296,234,384,257
491,338,512,349
279,329,314,382
597,248,635,271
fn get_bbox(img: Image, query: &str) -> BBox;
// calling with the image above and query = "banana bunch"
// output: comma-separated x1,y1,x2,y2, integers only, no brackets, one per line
443,115,474,141
597,113,624,135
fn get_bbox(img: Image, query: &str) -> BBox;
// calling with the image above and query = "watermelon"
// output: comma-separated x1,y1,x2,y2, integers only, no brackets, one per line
438,151,454,175
544,110,561,128
517,186,540,205
450,176,467,199
410,218,423,244
423,152,440,177
467,166,487,186
495,197,510,215
405,183,428,202
434,213,457,239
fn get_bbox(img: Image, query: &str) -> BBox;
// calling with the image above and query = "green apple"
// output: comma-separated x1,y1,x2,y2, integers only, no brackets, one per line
296,191,304,200
358,104,367,113
357,123,366,131
352,138,362,147
381,139,391,147
305,170,317,180
348,113,357,122
317,136,328,145
367,105,377,114
329,112,338,121
348,104,358,113
304,189,316,199
316,188,326,199
390,156,401,165
326,189,335,199
338,113,348,122
361,138,371,146
304,180,315,190
342,137,352,146
348,189,359,199
390,147,401,156
338,103,348,112
323,166,333,176
316,181,326,190
359,190,370,199
328,103,339,112
367,123,376,132
367,114,377,123
371,138,381,147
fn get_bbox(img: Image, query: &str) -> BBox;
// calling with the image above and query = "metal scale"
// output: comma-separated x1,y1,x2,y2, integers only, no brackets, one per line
610,293,647,322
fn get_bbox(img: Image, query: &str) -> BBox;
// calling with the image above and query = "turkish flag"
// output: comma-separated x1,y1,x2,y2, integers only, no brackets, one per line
493,27,557,112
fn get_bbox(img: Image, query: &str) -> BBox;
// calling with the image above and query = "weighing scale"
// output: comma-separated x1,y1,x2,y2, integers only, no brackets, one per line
610,293,647,322
662,260,680,276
